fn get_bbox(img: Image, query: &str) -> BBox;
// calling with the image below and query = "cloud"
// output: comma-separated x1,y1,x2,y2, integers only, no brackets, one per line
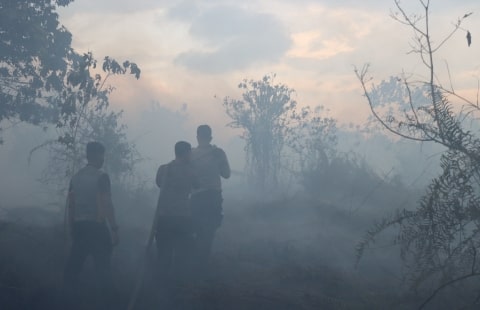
174,5,292,73
275,0,476,12
60,0,167,14
282,4,387,63
166,1,200,21
288,31,355,60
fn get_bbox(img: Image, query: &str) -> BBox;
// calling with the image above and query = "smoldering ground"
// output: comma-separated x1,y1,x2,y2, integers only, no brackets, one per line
0,184,408,310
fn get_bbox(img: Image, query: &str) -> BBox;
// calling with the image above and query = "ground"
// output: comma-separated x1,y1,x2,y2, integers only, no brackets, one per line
0,189,466,309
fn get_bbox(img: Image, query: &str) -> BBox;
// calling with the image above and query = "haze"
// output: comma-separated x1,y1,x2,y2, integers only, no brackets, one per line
1,1,479,309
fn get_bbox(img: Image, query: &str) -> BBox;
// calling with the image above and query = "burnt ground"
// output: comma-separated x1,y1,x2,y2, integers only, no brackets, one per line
0,193,472,310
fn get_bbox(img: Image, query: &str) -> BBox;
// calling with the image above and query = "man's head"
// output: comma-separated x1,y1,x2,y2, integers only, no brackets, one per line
197,124,212,146
86,141,105,168
175,141,192,161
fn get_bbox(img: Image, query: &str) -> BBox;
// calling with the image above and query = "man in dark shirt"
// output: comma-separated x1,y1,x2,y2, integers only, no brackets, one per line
155,141,197,281
63,142,119,300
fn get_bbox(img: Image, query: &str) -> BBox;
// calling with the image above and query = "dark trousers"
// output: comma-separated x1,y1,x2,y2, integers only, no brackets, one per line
190,190,223,270
63,221,113,291
155,216,194,281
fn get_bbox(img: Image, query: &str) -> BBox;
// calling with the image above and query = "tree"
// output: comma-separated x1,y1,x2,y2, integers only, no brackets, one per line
0,0,140,144
0,0,141,185
286,105,337,173
1,0,71,137
31,53,141,188
355,1,480,308
223,74,297,192
223,74,337,194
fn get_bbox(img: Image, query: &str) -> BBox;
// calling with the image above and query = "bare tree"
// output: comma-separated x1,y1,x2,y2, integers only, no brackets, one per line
355,1,480,308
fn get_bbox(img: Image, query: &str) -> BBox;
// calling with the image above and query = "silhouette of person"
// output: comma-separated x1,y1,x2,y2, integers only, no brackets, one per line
190,125,230,274
155,141,197,281
63,141,119,304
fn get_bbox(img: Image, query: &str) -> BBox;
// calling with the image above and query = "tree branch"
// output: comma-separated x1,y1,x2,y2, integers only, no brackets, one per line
355,64,432,143
418,272,480,310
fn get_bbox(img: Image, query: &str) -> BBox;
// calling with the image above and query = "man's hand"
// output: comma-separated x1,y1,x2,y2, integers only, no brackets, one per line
111,230,119,246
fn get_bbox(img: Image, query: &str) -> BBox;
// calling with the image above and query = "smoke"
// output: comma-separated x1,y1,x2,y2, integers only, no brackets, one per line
0,100,446,309
0,123,53,208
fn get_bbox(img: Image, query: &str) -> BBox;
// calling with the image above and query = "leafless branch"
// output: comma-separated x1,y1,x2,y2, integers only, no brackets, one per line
418,272,480,310
394,0,427,37
431,19,463,53
355,64,432,143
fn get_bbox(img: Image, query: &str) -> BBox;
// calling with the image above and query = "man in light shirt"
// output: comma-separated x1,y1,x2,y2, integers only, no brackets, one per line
63,141,119,303
190,125,230,272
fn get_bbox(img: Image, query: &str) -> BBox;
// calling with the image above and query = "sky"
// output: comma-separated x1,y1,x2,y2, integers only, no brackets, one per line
44,1,478,175
56,1,480,139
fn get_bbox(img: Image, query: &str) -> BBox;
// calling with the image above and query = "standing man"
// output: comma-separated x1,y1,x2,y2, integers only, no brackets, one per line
63,141,119,299
191,125,230,272
155,141,197,281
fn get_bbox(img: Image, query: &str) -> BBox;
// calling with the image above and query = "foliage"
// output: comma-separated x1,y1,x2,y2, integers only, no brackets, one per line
0,0,143,187
223,74,337,193
286,105,338,172
223,74,295,191
355,1,480,308
0,0,71,137
0,0,140,146
31,52,141,188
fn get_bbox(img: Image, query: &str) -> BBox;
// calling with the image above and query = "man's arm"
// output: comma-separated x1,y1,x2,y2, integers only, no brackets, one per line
217,148,231,179
98,174,119,244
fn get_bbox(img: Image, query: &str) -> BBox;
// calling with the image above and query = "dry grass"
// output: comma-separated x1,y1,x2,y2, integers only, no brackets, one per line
0,184,426,309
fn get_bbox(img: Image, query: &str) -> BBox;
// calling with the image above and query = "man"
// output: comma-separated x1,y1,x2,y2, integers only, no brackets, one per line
190,125,230,272
155,141,197,280
63,142,119,296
